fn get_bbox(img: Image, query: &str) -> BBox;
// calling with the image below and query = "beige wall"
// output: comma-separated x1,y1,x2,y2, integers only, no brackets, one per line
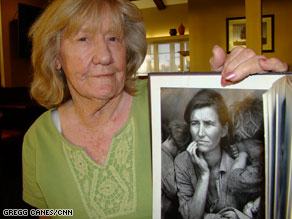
262,0,292,65
142,0,292,72
1,0,47,87
141,3,189,38
188,0,292,71
188,0,245,71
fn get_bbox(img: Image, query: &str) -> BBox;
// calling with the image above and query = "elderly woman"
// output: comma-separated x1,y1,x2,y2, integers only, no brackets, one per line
23,0,151,218
174,89,250,219
22,0,288,218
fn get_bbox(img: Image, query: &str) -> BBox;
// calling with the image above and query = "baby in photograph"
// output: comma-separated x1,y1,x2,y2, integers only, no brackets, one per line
222,96,265,219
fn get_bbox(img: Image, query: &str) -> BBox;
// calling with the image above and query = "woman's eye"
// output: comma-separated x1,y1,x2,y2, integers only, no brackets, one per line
78,37,88,42
204,122,211,127
109,37,117,42
204,121,215,127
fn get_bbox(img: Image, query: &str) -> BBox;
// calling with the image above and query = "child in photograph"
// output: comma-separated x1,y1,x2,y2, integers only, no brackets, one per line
161,120,191,219
226,97,265,218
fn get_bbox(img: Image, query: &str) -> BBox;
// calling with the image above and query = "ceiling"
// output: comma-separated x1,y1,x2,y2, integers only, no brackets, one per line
131,0,188,9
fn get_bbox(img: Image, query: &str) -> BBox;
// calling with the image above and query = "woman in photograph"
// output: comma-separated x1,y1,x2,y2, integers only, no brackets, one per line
22,0,288,218
174,89,251,219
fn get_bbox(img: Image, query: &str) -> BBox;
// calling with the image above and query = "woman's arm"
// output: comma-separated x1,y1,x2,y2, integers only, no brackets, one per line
175,157,209,219
187,172,210,219
187,143,210,219
175,143,210,219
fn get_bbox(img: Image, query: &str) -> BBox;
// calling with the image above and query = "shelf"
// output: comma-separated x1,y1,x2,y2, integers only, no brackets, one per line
178,50,189,56
147,35,189,44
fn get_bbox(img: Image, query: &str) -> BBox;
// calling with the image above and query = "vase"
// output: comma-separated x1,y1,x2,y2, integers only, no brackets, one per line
178,23,185,35
169,28,177,36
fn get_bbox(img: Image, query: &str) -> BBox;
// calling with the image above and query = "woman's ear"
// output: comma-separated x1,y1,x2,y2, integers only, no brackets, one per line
221,123,228,138
55,57,61,70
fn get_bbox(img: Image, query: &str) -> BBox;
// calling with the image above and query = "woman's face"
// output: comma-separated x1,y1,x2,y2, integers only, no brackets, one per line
190,106,228,153
56,14,127,101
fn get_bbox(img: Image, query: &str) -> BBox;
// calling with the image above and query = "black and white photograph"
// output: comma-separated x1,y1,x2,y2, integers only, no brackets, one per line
149,73,287,219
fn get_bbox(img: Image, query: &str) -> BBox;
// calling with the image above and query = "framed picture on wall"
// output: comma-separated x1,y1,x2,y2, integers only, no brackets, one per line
226,15,274,53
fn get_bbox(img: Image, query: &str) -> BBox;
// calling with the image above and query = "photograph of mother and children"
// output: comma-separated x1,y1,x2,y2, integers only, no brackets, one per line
161,88,265,219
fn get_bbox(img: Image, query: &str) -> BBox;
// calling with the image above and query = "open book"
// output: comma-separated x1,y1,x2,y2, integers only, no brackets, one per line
263,76,292,219
149,72,292,219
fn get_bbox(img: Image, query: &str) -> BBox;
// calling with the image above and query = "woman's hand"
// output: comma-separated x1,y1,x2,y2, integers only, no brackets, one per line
219,210,238,219
227,143,239,159
187,142,210,177
210,45,289,86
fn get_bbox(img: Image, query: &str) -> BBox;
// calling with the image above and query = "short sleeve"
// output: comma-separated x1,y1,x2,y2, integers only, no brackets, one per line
22,132,48,209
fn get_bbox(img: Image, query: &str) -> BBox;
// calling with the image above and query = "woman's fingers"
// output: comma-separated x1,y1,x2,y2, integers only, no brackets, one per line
186,141,197,154
222,46,260,74
187,141,198,164
211,46,289,87
220,54,266,86
187,143,210,175
210,45,227,72
259,57,288,72
186,142,203,167
229,144,239,158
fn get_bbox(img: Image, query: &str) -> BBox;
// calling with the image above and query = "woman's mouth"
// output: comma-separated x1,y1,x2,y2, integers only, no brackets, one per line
196,140,208,146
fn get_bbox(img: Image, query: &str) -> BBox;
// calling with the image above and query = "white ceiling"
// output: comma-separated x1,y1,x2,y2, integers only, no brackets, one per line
132,0,188,9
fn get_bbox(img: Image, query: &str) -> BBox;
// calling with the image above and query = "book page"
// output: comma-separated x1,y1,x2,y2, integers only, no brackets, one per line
284,76,292,218
263,87,276,218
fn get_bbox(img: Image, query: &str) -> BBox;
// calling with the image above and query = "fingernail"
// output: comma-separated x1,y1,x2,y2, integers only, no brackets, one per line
221,77,228,87
259,58,267,62
224,71,236,80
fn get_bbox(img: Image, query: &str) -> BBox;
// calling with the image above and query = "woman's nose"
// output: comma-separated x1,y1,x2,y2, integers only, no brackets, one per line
92,40,113,65
198,124,205,137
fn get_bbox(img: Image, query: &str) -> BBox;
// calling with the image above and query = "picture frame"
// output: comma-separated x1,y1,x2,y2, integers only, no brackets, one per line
149,72,290,219
226,15,274,53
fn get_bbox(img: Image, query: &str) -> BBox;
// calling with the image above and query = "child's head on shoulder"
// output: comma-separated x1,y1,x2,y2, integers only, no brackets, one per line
231,96,264,142
230,96,264,162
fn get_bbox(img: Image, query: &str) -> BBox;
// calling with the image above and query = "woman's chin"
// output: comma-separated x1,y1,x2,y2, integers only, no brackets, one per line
91,88,121,101
84,81,124,100
91,77,124,97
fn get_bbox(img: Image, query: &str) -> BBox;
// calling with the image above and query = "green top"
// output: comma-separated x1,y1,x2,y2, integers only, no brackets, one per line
23,80,152,219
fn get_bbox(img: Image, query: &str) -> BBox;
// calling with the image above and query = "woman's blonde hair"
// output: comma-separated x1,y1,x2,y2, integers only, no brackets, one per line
29,0,147,109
